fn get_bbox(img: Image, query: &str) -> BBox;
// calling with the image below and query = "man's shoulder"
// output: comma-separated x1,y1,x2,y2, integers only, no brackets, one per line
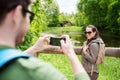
16,57,57,71
0,57,67,80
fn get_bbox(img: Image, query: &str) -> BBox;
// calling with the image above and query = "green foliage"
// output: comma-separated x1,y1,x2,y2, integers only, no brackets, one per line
105,0,120,35
59,13,69,22
76,0,120,35
75,12,87,26
85,0,102,27
59,13,75,26
41,0,60,27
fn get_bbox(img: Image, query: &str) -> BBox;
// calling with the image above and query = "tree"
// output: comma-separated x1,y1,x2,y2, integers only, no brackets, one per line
76,0,120,35
41,0,60,27
105,0,120,35
59,13,75,26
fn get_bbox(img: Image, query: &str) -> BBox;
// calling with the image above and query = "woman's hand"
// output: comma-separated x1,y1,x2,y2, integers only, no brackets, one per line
83,45,88,54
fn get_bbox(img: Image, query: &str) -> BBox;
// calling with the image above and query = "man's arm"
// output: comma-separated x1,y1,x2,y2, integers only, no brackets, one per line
25,35,90,80
60,35,90,80
24,36,52,56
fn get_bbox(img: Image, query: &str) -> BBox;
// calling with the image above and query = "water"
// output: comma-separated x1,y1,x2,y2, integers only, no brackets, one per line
41,31,120,47
70,33,120,47
101,34,120,47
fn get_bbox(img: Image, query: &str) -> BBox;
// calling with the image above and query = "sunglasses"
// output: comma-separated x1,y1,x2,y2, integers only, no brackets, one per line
23,8,35,23
85,31,92,34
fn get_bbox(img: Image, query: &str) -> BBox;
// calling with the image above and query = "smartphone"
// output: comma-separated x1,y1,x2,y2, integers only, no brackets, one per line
50,37,66,46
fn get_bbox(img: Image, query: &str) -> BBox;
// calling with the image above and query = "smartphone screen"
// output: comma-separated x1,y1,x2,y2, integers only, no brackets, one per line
50,37,66,46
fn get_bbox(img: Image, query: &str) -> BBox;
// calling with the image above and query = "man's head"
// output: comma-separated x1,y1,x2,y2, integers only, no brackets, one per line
0,0,34,46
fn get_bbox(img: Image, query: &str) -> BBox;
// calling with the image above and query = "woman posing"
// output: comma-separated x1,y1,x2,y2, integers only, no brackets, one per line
81,25,104,80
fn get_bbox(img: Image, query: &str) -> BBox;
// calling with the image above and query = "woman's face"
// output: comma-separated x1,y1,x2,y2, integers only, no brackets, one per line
85,27,96,39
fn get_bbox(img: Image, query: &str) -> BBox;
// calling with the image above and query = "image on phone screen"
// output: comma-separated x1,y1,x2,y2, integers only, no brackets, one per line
50,37,66,46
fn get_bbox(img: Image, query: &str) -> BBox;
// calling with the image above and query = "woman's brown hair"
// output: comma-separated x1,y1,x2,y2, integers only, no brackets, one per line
86,25,100,44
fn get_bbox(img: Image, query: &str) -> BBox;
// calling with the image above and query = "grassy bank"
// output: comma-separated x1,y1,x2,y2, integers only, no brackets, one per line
42,26,83,35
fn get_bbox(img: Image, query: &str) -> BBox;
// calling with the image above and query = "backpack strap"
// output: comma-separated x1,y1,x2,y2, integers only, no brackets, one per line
0,49,32,68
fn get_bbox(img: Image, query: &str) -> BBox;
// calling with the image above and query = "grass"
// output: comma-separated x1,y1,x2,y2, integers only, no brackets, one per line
39,54,120,80
98,57,120,80
39,54,76,80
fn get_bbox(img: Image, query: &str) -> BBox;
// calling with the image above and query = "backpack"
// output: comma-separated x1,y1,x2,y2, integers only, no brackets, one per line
82,41,105,65
96,42,105,65
0,49,32,68
82,41,105,76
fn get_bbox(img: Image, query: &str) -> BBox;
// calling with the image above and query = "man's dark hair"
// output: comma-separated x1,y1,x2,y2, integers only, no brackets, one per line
0,0,31,24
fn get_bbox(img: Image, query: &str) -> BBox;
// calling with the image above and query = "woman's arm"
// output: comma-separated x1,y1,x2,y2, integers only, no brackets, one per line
84,43,99,63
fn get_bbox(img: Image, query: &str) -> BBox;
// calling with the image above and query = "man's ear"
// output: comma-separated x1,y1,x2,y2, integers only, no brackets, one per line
12,5,23,28
94,31,96,35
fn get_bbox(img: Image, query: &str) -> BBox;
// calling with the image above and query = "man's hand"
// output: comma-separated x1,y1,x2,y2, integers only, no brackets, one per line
24,35,53,56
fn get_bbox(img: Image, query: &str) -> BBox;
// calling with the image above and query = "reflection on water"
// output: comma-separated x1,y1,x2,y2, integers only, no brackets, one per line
101,34,120,47
70,33,120,47
41,32,120,47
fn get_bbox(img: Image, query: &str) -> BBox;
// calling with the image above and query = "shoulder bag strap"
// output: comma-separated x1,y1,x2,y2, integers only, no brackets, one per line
0,49,32,68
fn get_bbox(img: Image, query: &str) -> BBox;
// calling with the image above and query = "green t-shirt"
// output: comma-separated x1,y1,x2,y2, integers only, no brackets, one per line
0,46,90,80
